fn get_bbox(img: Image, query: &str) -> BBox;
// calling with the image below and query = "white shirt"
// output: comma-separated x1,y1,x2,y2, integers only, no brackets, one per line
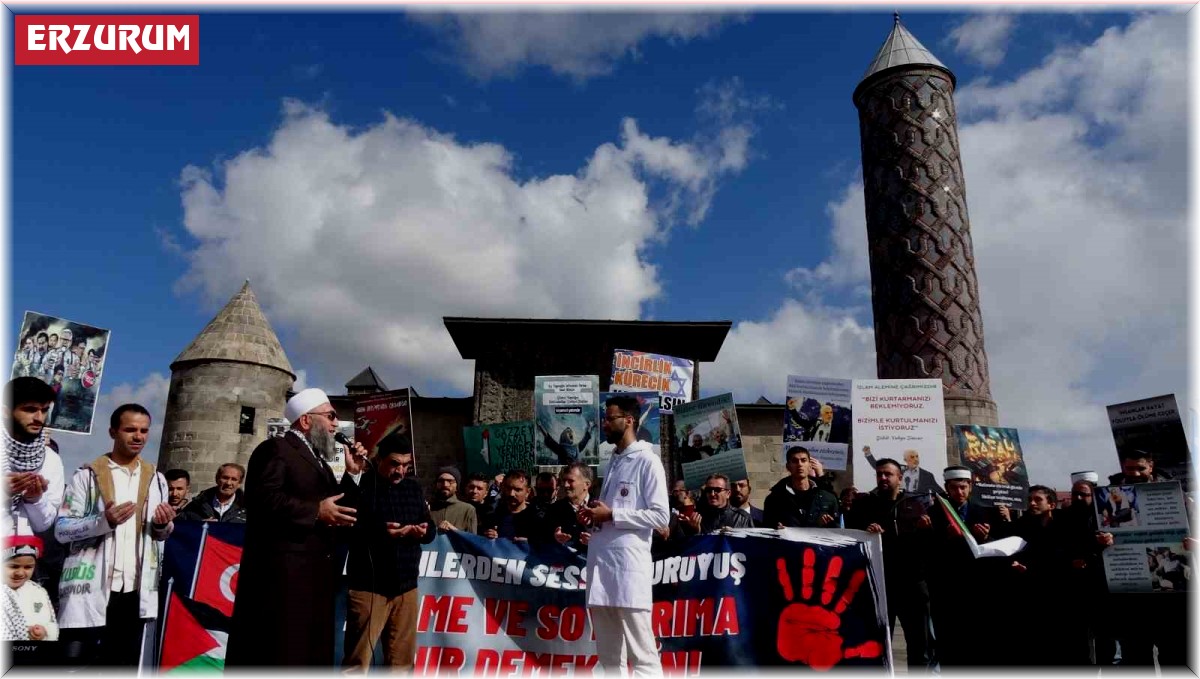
902,467,920,493
107,458,140,594
9,447,64,537
212,494,234,517
584,440,669,610
11,581,58,640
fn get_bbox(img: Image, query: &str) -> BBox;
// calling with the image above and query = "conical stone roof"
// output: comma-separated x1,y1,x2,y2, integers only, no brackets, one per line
859,13,953,88
172,281,295,378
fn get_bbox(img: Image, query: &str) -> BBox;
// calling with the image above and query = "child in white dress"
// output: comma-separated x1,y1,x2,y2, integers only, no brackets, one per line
3,535,58,641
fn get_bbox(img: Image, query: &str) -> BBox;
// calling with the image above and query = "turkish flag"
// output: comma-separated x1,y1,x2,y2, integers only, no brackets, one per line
192,534,242,617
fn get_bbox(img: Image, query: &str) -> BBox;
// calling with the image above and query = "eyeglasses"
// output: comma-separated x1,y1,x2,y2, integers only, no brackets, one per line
308,411,338,421
702,487,727,494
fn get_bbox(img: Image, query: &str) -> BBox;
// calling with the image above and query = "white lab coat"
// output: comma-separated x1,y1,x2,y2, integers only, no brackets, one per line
584,440,669,610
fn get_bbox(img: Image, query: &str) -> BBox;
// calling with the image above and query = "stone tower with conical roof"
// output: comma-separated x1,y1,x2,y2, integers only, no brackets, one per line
158,281,296,482
853,15,999,467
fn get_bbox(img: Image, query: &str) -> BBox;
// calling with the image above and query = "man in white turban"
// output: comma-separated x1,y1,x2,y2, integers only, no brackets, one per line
226,388,366,667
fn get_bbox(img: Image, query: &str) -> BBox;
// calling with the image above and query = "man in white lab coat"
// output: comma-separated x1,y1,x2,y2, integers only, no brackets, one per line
579,395,669,676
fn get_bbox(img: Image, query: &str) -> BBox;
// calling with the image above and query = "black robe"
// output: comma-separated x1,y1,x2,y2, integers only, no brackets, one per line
226,431,353,667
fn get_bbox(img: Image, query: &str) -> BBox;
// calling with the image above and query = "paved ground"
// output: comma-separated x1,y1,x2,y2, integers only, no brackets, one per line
892,628,908,673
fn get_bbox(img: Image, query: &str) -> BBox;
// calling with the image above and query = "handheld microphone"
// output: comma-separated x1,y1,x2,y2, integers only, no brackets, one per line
334,432,353,447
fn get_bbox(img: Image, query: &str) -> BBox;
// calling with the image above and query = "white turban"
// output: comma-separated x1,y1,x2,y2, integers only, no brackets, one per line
285,388,331,424
943,466,972,481
1070,471,1099,485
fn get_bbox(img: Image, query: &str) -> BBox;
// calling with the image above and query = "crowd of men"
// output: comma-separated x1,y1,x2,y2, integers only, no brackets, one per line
3,374,1194,673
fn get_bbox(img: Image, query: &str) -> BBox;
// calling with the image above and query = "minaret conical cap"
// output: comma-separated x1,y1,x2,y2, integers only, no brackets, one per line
858,13,954,89
171,280,296,378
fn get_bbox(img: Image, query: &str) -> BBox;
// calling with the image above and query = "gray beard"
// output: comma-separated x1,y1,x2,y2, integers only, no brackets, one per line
308,425,338,461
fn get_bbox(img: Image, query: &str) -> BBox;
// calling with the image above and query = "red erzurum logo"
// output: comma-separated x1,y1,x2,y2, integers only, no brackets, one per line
15,15,199,66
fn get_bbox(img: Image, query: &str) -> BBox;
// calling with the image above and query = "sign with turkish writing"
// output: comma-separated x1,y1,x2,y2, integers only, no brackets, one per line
609,349,693,413
850,379,946,493
413,528,890,672
1107,394,1192,490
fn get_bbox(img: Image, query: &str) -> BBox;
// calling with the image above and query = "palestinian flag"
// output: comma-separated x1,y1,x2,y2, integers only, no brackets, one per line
934,493,982,558
160,592,231,672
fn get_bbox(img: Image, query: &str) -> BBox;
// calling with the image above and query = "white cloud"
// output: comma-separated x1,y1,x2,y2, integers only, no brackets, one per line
947,14,1017,67
53,372,171,475
714,13,1188,489
178,100,753,393
704,300,877,404
409,12,732,81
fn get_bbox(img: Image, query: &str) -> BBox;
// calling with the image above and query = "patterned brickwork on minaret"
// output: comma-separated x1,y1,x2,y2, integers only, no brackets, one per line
853,15,999,467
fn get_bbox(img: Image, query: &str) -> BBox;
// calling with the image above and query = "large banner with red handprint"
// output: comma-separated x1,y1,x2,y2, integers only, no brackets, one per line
413,528,890,673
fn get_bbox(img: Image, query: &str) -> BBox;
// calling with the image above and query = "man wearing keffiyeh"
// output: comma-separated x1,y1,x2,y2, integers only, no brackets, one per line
3,377,64,538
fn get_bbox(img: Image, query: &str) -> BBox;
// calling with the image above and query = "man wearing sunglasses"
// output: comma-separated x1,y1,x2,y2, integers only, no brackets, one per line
679,474,752,535
227,388,366,668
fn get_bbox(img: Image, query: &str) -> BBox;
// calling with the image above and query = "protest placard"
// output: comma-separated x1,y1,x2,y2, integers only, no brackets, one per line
1095,481,1190,593
851,379,945,493
1107,395,1192,489
674,393,749,489
10,310,111,434
784,376,852,471
952,425,1029,507
534,376,599,467
355,389,415,470
463,421,534,479
609,349,694,413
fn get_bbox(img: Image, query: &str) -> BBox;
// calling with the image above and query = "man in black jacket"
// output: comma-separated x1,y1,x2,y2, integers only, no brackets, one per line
179,463,247,523
679,473,752,535
763,446,839,529
543,462,594,549
341,430,435,671
846,456,935,672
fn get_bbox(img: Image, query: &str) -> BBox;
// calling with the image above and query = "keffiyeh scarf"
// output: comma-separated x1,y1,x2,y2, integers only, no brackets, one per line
3,587,29,641
3,428,47,516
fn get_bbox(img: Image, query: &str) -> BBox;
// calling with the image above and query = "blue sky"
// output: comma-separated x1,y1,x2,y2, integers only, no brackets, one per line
7,7,1190,489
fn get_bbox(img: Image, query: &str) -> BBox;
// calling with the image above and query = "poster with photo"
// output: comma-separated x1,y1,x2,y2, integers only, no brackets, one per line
851,379,946,493
674,393,748,489
266,417,290,439
784,376,852,471
1094,481,1190,593
462,421,534,479
1107,395,1192,489
953,425,1029,507
355,389,415,471
597,391,660,479
10,310,111,434
609,349,693,414
534,376,599,467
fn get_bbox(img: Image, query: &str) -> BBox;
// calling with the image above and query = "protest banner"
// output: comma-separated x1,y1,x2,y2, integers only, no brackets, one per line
155,525,892,673
1094,481,1190,593
598,391,660,479
1107,395,1193,489
355,389,415,469
10,310,111,434
463,421,535,479
534,376,600,467
413,529,890,673
674,393,749,490
784,376,852,471
952,425,1029,507
609,349,694,414
850,379,945,493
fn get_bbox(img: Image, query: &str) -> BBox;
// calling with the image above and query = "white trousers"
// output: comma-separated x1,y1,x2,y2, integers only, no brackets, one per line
589,606,661,677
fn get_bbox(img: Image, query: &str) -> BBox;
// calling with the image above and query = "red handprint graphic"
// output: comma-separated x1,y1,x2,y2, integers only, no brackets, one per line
775,550,883,670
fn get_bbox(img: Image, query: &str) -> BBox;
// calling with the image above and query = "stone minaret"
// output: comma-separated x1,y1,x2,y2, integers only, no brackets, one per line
853,14,999,466
158,281,295,482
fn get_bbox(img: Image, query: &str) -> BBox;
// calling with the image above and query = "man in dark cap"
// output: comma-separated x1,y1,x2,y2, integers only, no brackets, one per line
430,466,477,533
